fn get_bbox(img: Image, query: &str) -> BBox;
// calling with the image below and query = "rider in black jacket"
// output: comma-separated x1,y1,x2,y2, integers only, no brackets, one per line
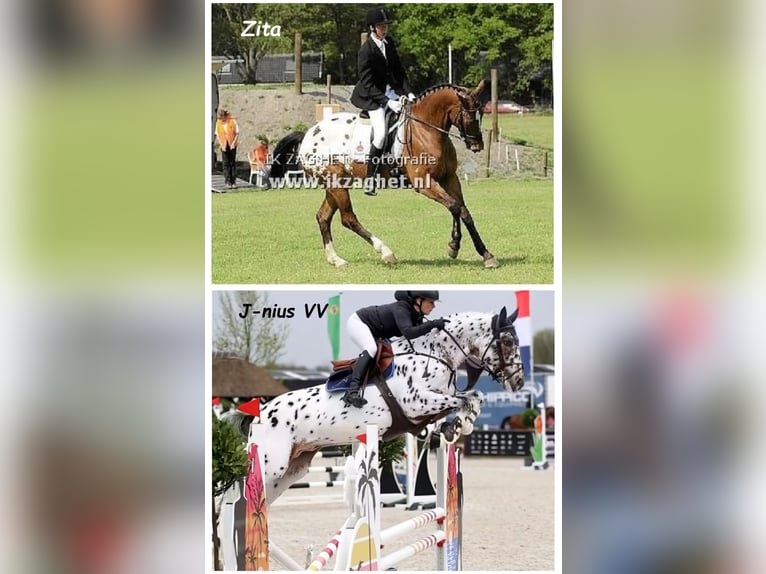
350,7,415,196
343,291,447,408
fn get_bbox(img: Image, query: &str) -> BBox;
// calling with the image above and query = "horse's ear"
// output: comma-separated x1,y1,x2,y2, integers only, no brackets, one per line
492,306,507,336
475,78,492,105
507,307,519,325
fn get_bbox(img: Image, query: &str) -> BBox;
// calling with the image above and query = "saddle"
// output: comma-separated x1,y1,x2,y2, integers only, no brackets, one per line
326,340,453,440
357,107,400,154
331,340,394,376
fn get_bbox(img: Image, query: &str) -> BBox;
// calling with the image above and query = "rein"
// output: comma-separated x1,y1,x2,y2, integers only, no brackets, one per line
390,322,513,392
402,90,482,145
440,327,515,386
393,344,457,382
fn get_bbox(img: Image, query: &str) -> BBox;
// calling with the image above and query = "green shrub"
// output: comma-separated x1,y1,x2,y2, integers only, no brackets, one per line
212,413,248,496
520,407,540,429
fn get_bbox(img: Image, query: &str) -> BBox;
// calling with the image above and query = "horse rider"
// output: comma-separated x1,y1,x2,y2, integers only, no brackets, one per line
350,6,416,196
343,291,448,408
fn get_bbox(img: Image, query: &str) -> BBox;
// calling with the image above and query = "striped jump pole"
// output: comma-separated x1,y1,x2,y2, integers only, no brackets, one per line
306,531,342,571
379,508,446,544
307,466,346,474
378,531,448,571
289,481,345,489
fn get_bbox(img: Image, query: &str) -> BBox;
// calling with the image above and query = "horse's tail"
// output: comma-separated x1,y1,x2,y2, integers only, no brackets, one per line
221,409,254,440
269,130,305,178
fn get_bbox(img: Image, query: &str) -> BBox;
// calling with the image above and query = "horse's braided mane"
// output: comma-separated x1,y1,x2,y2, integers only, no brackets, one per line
415,83,470,103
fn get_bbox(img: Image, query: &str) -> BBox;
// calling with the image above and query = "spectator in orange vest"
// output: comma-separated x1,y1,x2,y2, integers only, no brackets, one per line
215,109,240,189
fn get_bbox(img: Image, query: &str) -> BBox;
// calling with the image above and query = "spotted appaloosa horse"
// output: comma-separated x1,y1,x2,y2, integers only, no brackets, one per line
225,307,524,504
270,81,496,268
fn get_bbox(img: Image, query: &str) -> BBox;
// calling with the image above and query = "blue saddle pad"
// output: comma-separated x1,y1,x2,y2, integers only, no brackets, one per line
325,357,395,393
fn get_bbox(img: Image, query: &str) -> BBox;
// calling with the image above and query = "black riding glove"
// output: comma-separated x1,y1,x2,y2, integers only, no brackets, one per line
402,318,448,338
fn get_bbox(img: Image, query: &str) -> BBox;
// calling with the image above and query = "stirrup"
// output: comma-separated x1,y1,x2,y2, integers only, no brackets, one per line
363,173,378,196
342,389,368,408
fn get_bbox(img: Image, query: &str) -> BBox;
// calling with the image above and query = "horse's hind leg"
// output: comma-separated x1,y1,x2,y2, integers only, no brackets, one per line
328,187,397,264
270,450,318,501
317,194,348,267
257,426,319,504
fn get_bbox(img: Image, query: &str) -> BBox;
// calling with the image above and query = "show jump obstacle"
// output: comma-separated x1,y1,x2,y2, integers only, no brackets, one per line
239,422,462,571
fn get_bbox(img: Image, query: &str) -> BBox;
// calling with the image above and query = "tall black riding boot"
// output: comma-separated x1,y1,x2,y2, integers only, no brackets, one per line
342,351,374,407
364,145,383,196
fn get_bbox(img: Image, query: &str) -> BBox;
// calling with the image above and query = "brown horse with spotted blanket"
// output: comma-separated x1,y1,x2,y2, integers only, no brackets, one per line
270,81,497,268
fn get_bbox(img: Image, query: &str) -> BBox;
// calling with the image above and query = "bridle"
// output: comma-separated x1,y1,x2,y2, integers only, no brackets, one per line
441,323,522,385
452,98,484,146
403,88,483,147
391,311,522,390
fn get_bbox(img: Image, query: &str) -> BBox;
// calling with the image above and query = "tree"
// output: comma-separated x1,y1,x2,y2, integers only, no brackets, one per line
211,3,551,99
394,3,552,102
212,4,295,83
213,3,370,85
533,328,554,365
214,291,289,367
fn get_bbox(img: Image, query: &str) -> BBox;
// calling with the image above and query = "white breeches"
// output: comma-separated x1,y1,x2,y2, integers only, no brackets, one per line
369,107,386,149
347,313,378,356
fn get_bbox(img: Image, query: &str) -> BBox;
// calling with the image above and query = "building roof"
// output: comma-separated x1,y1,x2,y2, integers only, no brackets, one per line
213,357,289,397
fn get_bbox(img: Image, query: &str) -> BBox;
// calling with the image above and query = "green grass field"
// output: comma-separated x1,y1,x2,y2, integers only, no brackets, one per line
212,178,552,284
495,113,553,151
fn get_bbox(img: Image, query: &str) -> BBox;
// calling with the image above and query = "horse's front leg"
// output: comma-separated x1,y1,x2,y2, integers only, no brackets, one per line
412,173,496,267
438,390,484,443
441,174,498,268
410,174,463,260
405,389,483,443
448,209,462,259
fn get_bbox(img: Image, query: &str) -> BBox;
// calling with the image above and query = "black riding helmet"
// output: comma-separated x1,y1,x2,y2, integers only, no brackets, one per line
394,290,440,304
367,7,392,27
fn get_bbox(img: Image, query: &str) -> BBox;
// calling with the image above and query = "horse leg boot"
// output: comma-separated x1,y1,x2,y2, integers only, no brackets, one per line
364,145,383,196
342,351,373,407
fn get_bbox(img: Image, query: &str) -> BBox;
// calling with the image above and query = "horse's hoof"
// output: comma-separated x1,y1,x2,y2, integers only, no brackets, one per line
483,255,499,268
328,257,348,267
438,422,455,443
461,422,475,435
447,247,458,259
381,252,397,264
